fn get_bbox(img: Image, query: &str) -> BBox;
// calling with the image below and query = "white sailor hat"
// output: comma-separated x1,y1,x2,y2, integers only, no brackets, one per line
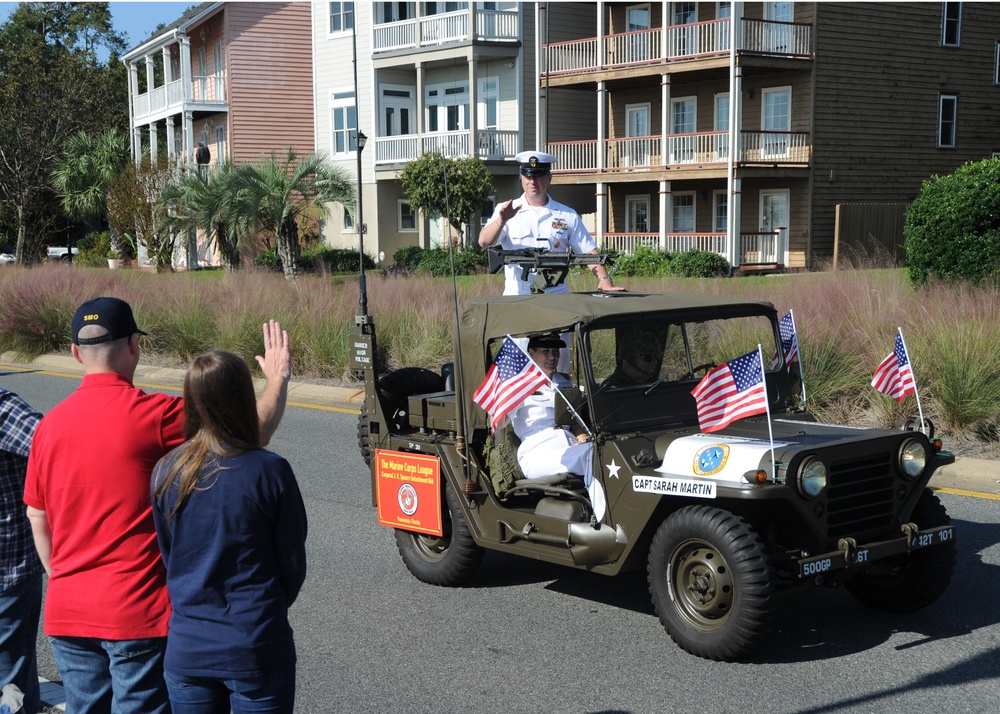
514,150,557,176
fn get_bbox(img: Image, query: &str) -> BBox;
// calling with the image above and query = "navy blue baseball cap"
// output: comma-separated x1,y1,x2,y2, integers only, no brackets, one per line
72,297,147,345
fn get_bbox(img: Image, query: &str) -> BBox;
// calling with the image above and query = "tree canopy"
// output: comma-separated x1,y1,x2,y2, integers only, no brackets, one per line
0,2,128,261
399,152,494,246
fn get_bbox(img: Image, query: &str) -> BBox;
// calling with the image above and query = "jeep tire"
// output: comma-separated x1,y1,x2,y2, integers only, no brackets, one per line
394,482,484,586
648,506,774,661
845,488,956,613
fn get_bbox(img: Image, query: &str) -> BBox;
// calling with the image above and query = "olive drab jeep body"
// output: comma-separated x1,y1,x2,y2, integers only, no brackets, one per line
353,272,957,662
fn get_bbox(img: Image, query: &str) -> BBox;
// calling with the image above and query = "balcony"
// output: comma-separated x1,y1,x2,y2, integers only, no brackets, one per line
542,17,810,75
547,131,810,173
374,129,519,165
372,8,518,53
132,73,228,124
602,229,787,266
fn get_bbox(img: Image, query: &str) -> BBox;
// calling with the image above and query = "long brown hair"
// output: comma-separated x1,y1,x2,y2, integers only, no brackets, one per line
154,350,261,521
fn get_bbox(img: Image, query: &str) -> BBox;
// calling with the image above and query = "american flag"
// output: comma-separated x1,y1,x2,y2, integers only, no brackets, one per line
691,350,768,433
472,337,548,425
771,312,800,371
871,333,915,402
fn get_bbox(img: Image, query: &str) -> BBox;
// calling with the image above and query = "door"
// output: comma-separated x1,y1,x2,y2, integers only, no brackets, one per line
764,1,792,51
626,195,650,237
762,87,790,158
759,191,788,263
672,1,697,56
625,103,651,167
381,85,414,137
477,76,500,156
714,93,729,160
670,97,696,163
625,4,651,63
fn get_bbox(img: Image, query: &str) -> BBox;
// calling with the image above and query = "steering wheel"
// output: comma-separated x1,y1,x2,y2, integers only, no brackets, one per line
682,363,716,380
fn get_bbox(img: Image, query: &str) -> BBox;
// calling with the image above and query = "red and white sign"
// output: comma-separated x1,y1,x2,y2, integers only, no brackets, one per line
375,449,442,536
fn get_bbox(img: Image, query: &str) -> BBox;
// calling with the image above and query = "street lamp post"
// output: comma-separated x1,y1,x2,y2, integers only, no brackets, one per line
355,130,368,322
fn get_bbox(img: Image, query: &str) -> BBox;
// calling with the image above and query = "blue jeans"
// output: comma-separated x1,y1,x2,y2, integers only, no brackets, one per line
49,635,169,714
164,667,296,714
0,573,41,714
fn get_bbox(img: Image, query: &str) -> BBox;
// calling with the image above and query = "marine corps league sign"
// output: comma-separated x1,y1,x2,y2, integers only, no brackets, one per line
375,450,443,536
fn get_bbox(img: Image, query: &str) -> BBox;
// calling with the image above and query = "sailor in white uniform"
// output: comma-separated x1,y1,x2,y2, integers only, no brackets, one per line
478,150,625,296
507,334,608,521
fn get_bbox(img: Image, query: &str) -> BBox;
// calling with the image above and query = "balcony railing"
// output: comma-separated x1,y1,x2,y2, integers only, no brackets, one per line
374,129,519,165
542,17,810,75
132,74,227,123
602,229,786,266
373,9,518,53
548,130,809,172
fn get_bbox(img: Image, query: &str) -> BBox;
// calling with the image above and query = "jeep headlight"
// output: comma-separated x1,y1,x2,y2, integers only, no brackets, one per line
797,457,828,498
899,438,927,479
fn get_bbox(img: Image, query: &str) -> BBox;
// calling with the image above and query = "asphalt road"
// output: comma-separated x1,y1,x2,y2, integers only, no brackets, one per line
3,367,999,714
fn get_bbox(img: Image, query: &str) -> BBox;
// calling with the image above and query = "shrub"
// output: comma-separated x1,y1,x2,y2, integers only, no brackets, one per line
252,249,282,272
905,158,1000,286
668,249,730,278
391,246,487,277
393,245,425,270
302,247,375,273
608,245,672,278
77,231,111,267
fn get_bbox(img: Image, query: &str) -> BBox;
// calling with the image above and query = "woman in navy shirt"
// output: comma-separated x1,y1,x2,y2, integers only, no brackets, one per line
152,350,307,714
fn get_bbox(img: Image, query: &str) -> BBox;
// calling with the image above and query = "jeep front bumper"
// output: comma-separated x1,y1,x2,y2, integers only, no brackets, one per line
796,522,956,579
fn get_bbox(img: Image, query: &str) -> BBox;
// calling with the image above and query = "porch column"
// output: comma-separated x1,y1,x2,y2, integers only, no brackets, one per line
727,5,743,269
148,122,158,164
180,35,193,100
596,182,607,248
662,1,668,57
128,63,140,164
468,55,478,159
165,115,175,159
596,81,605,171
184,110,194,164
596,1,604,67
162,46,172,83
535,2,544,151
145,55,156,163
661,181,670,251
661,73,670,166
416,61,425,140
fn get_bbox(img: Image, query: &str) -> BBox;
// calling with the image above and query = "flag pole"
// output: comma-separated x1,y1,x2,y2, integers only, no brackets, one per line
790,308,806,405
758,345,777,481
896,327,926,434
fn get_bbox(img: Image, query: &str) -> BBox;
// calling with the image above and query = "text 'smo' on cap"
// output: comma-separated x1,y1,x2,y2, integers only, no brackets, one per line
514,150,557,177
71,297,148,346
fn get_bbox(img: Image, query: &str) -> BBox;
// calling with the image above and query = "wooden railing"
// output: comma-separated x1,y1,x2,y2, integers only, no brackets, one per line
548,131,808,172
542,17,810,74
601,229,786,267
374,129,518,165
372,9,518,53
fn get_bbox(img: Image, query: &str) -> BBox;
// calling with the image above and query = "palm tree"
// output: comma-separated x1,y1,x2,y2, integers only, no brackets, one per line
51,128,130,256
160,161,243,270
228,149,356,280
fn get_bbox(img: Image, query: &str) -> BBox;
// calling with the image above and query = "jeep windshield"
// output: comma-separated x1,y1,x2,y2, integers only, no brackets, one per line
584,308,797,433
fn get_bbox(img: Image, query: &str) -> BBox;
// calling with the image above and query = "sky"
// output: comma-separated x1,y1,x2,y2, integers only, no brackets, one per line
0,1,197,51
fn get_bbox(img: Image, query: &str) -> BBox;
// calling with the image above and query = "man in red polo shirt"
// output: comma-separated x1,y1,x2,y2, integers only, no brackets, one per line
24,297,291,714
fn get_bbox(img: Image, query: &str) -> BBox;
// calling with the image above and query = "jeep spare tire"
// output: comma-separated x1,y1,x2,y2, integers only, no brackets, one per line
357,367,445,466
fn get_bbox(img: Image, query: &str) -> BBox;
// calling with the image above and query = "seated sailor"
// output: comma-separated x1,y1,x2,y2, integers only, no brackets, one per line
503,333,607,521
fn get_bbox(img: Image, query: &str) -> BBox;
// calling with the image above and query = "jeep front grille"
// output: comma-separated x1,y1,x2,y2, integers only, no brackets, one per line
824,452,895,539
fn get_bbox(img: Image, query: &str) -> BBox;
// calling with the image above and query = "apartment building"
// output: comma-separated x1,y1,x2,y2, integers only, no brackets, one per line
314,2,542,262
122,1,314,266
539,1,1000,270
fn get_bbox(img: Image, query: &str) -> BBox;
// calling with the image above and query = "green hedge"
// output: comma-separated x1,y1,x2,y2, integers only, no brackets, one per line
252,247,376,273
390,246,488,276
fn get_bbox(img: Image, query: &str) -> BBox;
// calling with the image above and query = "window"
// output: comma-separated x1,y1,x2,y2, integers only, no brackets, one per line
330,2,355,33
343,207,355,233
942,2,961,47
215,125,226,162
938,95,957,148
331,90,357,155
714,192,728,233
399,200,417,232
672,194,695,232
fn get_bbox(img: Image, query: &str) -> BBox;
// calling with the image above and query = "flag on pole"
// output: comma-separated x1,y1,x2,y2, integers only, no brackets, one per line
771,312,800,370
871,332,916,402
692,350,768,433
473,336,548,425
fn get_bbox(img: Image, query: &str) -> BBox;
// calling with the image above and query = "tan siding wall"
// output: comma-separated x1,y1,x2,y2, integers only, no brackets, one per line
810,1,1000,260
226,2,314,162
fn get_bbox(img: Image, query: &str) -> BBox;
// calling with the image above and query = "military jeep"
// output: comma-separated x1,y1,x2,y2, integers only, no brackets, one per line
353,270,956,661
